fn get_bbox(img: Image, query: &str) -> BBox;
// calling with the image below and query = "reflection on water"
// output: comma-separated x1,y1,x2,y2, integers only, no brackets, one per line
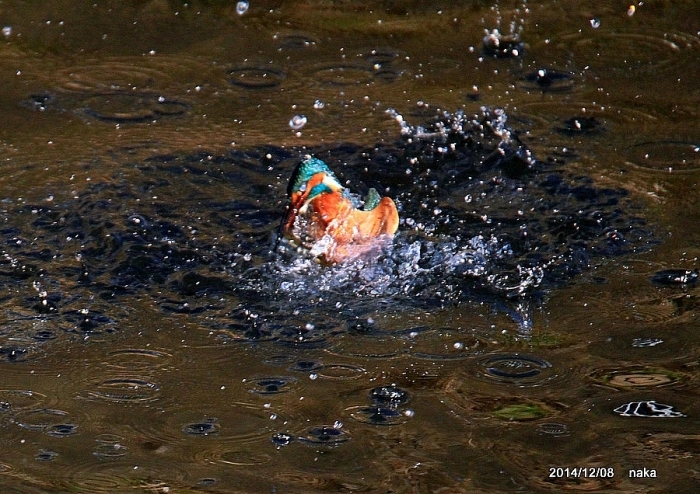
0,0,699,491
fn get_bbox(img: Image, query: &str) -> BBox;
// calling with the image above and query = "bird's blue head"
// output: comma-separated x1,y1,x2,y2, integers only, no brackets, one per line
287,156,343,200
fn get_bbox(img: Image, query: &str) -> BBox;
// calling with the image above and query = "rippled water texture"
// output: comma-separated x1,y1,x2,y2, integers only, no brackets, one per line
0,0,699,492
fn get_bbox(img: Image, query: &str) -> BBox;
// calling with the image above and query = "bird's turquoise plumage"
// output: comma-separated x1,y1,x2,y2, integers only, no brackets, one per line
287,157,342,199
286,156,380,210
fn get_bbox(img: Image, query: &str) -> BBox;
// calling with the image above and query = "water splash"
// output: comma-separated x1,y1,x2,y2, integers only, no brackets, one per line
0,107,652,346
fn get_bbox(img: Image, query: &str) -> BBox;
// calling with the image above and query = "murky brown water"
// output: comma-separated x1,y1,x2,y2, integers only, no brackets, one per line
0,1,699,492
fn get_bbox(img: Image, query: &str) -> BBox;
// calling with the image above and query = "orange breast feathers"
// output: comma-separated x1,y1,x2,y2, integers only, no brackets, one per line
281,157,399,263
309,192,399,245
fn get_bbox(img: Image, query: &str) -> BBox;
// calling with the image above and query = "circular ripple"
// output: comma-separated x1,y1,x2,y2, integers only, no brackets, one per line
588,326,691,361
297,426,349,446
274,32,319,50
56,61,167,92
326,332,405,359
104,348,173,371
492,400,556,421
128,403,286,447
275,332,328,349
47,423,79,437
288,360,323,373
556,116,605,135
0,390,47,413
403,328,487,360
536,422,571,437
61,460,168,493
566,30,700,74
625,141,700,172
182,418,220,436
93,435,128,459
81,377,161,403
346,405,408,426
311,64,374,86
13,408,78,436
515,100,657,142
590,366,687,389
35,450,59,461
81,93,189,123
363,48,403,66
369,386,410,406
476,353,555,386
0,345,31,363
227,66,285,89
518,69,574,93
246,377,298,395
316,364,365,380
213,449,272,466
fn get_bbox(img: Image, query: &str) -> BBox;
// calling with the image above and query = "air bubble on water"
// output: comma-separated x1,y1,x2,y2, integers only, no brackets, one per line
309,373,318,380
236,1,249,15
2,26,11,38
313,99,325,110
289,115,307,130
243,253,252,261
453,342,464,350
590,18,601,28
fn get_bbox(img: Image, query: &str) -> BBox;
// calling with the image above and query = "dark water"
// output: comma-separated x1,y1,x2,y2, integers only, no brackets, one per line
0,1,699,492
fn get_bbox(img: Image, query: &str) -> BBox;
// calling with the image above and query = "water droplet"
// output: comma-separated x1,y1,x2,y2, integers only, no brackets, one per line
247,377,296,395
182,418,219,436
236,1,249,16
289,115,307,130
478,354,554,385
369,386,410,406
298,426,349,446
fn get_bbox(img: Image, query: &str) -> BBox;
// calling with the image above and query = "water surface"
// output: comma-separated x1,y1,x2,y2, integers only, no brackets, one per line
0,0,699,492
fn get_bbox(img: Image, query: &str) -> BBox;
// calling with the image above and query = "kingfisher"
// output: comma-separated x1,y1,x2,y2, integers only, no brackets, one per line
281,156,399,263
